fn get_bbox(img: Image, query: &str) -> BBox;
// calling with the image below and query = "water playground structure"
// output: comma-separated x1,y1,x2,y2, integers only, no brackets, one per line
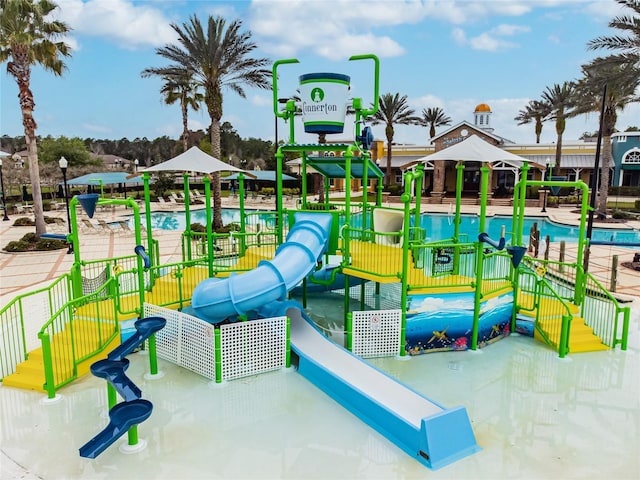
0,54,633,469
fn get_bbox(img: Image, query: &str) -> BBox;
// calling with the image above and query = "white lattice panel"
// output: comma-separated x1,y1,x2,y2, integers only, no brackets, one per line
220,317,287,381
351,309,401,358
144,304,216,380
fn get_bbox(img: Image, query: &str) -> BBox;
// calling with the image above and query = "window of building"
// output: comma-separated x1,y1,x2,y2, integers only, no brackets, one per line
622,149,640,164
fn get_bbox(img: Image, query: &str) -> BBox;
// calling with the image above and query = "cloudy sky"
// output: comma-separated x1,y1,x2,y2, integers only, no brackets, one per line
1,0,638,150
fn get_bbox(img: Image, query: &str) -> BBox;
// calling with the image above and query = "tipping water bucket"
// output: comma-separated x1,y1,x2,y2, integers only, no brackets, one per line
77,193,100,218
299,73,350,134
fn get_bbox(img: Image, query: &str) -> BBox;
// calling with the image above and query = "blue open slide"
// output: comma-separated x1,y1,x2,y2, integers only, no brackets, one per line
190,212,479,469
79,317,166,459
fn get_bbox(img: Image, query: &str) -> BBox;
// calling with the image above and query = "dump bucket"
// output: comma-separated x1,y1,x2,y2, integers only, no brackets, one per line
299,73,350,134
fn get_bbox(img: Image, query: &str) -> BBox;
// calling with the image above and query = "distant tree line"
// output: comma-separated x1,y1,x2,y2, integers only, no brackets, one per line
1,121,276,171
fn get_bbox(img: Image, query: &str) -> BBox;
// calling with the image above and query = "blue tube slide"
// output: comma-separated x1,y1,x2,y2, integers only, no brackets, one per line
191,213,333,324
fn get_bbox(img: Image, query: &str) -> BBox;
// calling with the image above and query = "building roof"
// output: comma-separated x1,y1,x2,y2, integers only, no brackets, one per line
474,103,491,112
518,154,595,169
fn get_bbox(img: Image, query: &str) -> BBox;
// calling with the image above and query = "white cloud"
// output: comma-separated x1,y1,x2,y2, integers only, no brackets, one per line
250,94,273,108
56,0,177,49
459,24,530,52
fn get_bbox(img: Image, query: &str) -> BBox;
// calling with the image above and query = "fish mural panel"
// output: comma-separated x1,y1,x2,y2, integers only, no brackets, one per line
405,291,513,355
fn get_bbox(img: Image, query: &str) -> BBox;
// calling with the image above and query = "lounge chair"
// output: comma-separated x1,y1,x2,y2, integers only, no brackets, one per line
81,219,101,234
118,221,134,234
97,219,118,234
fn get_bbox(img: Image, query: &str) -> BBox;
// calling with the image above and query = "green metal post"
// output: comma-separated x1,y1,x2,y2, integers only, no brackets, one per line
345,312,353,351
276,148,284,244
399,170,421,357
68,197,83,298
471,165,490,351
285,316,291,368
127,426,139,446
454,162,464,241
301,153,308,209
143,173,154,263
203,176,214,277
107,382,117,409
414,164,424,232
39,333,57,399
516,163,529,246
147,333,159,375
238,173,247,255
214,327,222,383
183,173,192,260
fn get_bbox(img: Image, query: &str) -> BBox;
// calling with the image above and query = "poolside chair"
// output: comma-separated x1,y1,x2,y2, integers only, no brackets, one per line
118,221,134,235
81,219,103,234
97,219,119,234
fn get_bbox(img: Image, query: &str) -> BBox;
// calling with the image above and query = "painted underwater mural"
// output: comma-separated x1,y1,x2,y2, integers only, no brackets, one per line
405,291,513,354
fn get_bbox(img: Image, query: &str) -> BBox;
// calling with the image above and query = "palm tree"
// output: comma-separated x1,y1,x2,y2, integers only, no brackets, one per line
574,58,640,214
541,82,576,176
371,93,419,185
418,107,452,140
514,100,551,144
0,0,71,236
142,68,203,152
587,0,640,75
143,15,271,229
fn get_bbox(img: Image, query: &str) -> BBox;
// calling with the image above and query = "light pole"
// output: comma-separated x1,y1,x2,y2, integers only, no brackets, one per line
59,156,73,254
0,159,9,221
541,157,551,213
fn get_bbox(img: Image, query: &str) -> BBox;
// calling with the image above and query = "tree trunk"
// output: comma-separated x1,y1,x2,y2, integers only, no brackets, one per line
12,63,46,236
181,94,189,152
553,132,563,177
597,135,612,214
210,118,223,230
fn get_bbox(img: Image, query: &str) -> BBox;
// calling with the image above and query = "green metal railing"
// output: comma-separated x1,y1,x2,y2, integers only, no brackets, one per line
519,257,629,351
581,271,630,350
0,274,71,380
39,279,120,398
517,264,573,358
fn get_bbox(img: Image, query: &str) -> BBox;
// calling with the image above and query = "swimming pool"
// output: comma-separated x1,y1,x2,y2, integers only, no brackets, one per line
136,209,640,245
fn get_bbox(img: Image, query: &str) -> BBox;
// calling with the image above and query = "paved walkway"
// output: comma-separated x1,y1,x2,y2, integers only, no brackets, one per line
1,197,639,305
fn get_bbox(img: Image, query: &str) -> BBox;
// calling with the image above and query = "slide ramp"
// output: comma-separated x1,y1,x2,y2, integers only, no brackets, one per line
288,307,480,470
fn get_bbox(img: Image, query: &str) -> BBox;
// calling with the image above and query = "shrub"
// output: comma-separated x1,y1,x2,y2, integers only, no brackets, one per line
2,232,67,252
384,184,403,196
12,216,60,226
4,240,30,252
35,238,67,250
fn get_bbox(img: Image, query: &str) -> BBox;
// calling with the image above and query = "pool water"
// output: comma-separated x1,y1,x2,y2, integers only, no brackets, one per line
137,209,640,245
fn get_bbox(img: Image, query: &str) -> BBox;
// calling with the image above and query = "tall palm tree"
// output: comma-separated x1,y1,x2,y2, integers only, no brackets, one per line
143,68,203,152
371,93,419,185
514,100,551,144
143,15,271,228
587,0,640,75
418,107,452,140
0,0,71,236
574,58,640,214
541,82,576,175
